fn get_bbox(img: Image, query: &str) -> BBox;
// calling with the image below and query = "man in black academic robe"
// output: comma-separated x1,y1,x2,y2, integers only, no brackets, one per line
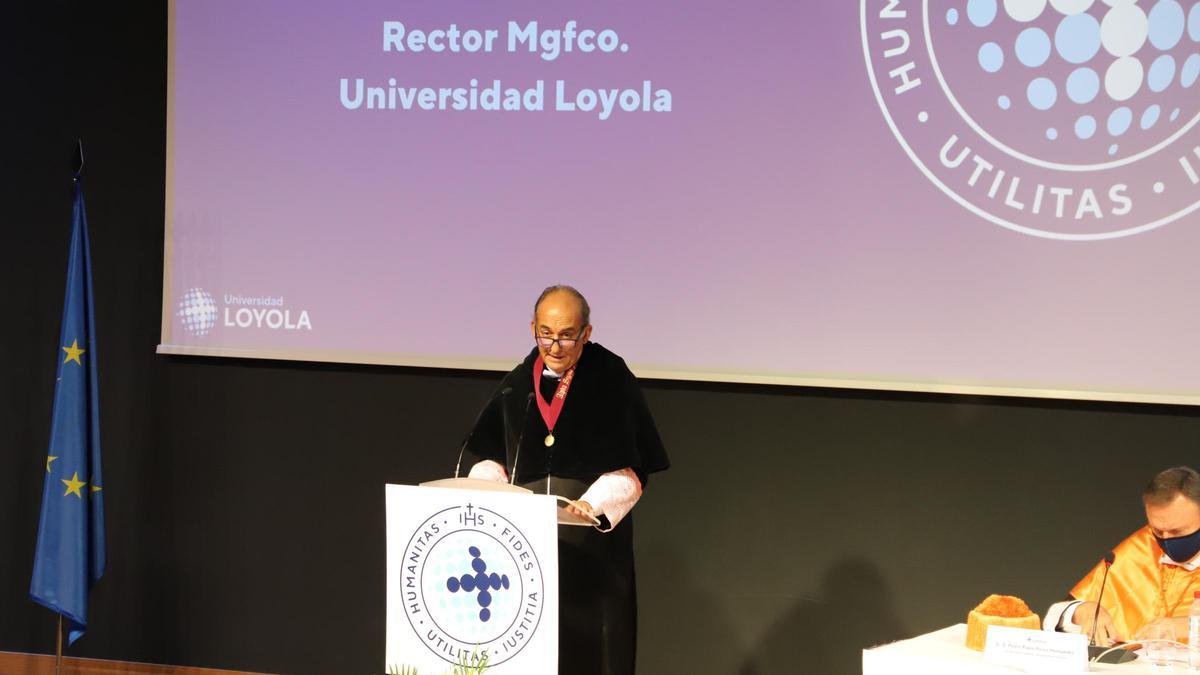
462,285,669,675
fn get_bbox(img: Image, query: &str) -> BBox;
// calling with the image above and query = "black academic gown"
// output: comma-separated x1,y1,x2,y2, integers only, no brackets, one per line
464,342,670,675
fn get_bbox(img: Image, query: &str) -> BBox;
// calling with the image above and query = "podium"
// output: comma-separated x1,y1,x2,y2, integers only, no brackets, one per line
385,479,584,675
419,477,602,527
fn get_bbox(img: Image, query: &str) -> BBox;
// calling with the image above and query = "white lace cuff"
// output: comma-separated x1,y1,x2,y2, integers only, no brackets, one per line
579,468,643,532
467,459,509,483
1043,600,1085,633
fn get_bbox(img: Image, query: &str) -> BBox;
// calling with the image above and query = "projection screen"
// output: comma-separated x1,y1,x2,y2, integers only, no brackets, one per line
160,0,1200,404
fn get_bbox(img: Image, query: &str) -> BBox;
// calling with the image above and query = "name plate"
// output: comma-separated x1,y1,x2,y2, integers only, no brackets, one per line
983,625,1087,673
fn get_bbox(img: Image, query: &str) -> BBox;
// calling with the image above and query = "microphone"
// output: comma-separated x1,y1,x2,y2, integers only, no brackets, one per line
1088,551,1115,646
509,392,535,486
1087,552,1133,664
453,386,511,478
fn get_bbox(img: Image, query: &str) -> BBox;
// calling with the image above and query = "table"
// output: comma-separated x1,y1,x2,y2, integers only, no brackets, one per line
863,624,1197,674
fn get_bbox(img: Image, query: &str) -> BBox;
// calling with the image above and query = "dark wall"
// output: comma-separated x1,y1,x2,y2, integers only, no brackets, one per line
5,4,1199,674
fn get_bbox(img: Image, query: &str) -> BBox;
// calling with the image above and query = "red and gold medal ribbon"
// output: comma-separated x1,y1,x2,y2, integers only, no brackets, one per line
532,354,575,446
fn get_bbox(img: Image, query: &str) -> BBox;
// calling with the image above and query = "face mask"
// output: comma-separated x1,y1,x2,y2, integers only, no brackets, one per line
1156,530,1200,563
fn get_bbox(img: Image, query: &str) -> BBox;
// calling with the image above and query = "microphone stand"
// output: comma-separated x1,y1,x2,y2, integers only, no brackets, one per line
1087,553,1133,663
423,386,531,496
509,393,534,486
454,387,510,478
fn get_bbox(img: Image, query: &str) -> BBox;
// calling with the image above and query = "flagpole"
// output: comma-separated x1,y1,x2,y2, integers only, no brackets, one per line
55,614,63,674
30,154,106,663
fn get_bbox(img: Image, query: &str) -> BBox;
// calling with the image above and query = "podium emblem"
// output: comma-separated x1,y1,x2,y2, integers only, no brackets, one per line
388,486,557,673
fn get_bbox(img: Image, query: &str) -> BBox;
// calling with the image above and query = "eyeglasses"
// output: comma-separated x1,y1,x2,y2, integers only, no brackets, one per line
535,335,581,350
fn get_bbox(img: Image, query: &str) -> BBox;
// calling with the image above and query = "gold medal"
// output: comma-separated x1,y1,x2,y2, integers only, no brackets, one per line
544,433,555,447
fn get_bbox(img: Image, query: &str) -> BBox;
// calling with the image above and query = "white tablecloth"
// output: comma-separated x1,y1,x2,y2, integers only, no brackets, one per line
863,624,1194,674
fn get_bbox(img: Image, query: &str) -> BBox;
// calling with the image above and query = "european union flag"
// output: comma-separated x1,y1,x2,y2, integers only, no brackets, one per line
30,177,106,644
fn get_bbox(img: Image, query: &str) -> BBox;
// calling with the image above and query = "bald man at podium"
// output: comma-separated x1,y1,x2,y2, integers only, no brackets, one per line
461,284,669,675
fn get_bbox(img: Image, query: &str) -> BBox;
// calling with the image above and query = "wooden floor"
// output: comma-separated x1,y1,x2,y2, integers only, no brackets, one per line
0,652,273,675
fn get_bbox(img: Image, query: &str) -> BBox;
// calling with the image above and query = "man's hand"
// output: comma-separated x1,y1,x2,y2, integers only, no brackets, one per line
1073,602,1123,646
566,499,596,521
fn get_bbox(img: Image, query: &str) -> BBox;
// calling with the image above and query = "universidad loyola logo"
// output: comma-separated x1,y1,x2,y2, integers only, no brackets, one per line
176,288,312,336
176,287,218,336
862,0,1200,240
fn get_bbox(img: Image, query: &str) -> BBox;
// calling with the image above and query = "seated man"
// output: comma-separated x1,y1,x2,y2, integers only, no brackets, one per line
1044,466,1200,646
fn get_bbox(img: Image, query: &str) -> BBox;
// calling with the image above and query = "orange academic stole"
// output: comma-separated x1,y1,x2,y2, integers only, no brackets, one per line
1071,526,1200,640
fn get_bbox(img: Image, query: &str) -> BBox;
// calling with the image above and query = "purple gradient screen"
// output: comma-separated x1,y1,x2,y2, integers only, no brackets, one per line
164,0,1200,402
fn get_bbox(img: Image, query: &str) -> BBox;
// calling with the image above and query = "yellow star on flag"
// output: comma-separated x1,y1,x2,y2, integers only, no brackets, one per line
90,484,102,493
62,472,87,499
62,339,85,366
46,455,58,472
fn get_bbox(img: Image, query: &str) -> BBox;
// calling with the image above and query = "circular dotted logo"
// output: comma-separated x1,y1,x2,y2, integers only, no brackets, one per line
400,504,545,667
862,0,1200,240
176,287,218,336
